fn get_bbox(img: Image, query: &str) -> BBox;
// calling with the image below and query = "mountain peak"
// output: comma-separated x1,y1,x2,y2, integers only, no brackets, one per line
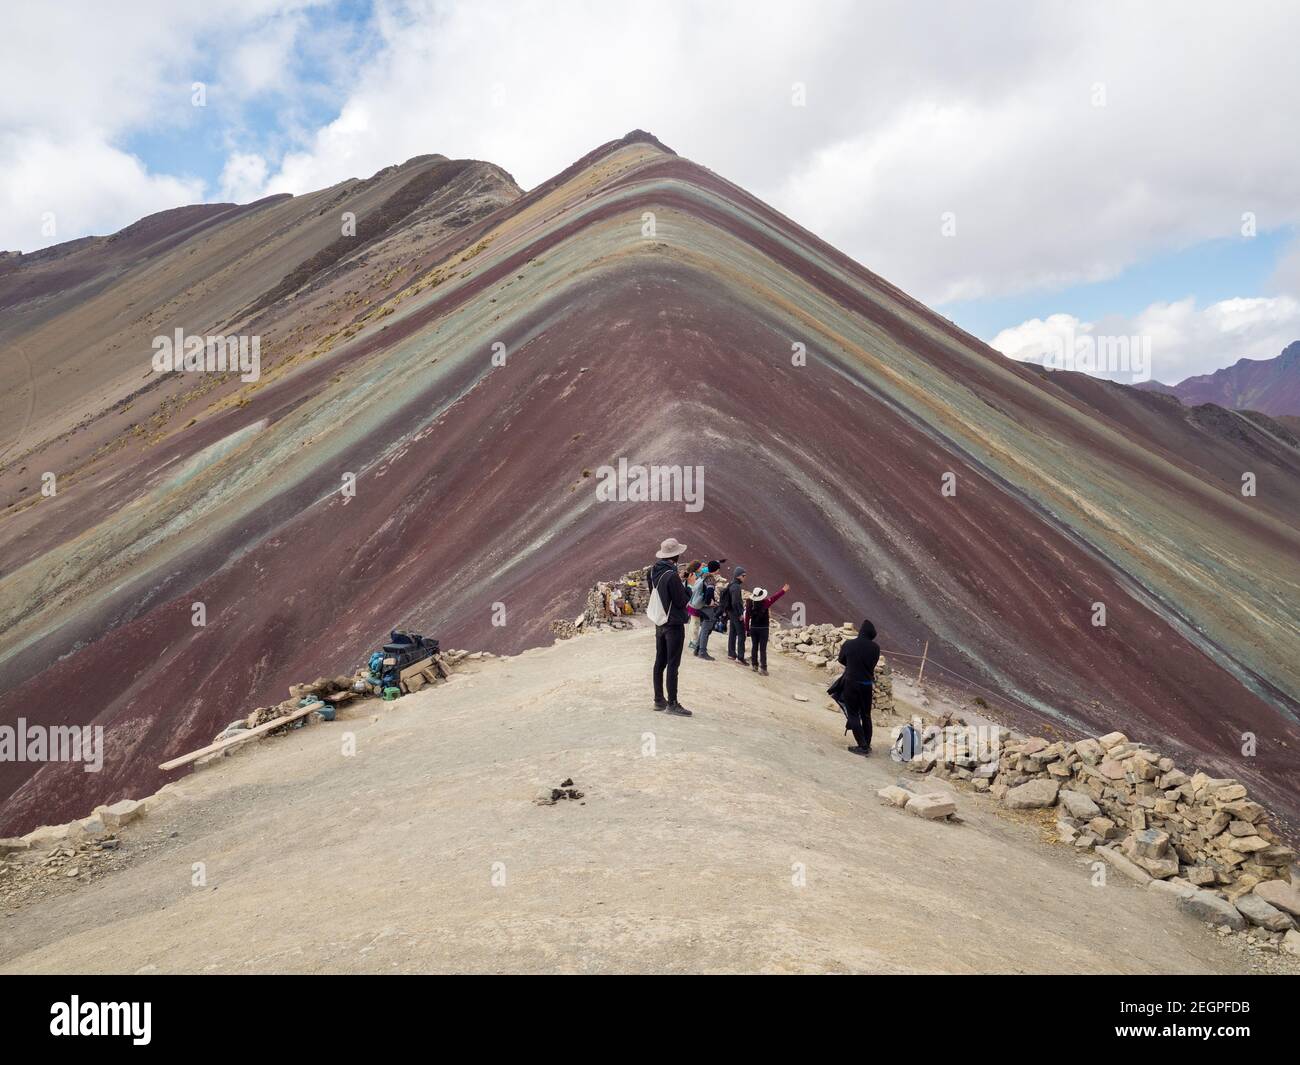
1154,342,1300,416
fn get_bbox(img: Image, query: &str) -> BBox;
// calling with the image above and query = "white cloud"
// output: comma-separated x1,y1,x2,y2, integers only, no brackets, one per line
219,152,271,203
4,0,1300,360
230,0,1300,310
0,131,205,251
0,0,330,252
991,296,1300,383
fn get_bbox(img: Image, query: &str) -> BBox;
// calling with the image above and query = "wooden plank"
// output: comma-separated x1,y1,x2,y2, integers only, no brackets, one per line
398,656,434,683
159,702,323,771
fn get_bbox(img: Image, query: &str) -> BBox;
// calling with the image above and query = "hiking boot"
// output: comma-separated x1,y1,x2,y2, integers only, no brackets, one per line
846,745,871,756
751,662,759,671
665,702,693,717
698,652,716,661
653,699,668,711
759,668,768,676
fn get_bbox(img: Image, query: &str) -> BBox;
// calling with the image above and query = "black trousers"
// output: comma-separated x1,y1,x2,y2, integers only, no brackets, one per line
726,613,746,660
843,682,873,749
749,628,769,669
653,623,685,704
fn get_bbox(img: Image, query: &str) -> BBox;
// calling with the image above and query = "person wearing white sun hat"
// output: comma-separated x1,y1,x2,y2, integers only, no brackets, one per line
743,581,790,675
646,537,693,716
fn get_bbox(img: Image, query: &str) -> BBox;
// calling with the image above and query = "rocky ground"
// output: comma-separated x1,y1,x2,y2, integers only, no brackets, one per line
2,625,1295,975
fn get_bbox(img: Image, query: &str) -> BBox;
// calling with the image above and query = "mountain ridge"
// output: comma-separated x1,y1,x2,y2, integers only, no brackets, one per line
0,131,1296,837
1135,341,1300,416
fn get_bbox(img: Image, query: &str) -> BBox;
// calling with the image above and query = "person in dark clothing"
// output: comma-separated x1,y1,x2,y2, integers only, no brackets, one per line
836,619,881,754
743,583,789,674
648,538,693,716
723,566,747,663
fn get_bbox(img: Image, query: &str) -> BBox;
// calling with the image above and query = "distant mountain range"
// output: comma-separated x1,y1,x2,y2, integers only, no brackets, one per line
1137,341,1300,416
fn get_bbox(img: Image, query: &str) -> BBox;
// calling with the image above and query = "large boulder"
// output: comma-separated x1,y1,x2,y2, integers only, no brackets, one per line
1059,790,1100,820
1253,879,1300,918
906,793,957,820
1002,779,1060,809
1132,828,1170,859
97,799,143,831
1177,890,1247,930
1234,893,1294,932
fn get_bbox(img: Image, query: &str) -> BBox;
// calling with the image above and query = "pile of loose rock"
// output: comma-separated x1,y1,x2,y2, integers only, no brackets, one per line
217,675,359,740
907,723,1298,952
0,836,125,908
0,797,149,908
214,649,478,743
552,570,650,639
772,622,896,715
2,649,490,878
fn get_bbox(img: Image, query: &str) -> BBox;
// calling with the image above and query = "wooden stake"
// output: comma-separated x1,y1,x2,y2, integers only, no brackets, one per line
916,640,929,686
159,701,323,771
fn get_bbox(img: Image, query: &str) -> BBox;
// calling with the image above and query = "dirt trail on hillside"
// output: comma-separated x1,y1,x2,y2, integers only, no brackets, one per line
0,629,1268,974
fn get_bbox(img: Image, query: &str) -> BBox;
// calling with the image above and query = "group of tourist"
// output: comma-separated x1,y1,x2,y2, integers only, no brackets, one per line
646,537,880,755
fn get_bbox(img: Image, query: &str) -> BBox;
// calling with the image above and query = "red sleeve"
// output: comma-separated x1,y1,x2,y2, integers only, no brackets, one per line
767,588,787,606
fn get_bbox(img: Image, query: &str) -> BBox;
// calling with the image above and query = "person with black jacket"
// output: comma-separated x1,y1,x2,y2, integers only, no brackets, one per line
743,583,788,674
836,619,881,754
723,566,747,663
648,538,693,716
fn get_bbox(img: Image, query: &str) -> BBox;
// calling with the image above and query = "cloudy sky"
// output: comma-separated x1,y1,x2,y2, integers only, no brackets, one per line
3,0,1298,383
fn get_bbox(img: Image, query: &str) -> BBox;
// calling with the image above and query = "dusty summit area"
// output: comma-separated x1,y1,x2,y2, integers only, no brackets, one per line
0,628,1274,975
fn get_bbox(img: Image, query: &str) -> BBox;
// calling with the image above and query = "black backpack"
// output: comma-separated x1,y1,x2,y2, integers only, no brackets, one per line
748,597,770,629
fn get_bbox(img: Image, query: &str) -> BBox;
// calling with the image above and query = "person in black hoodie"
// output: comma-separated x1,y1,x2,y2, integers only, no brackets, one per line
648,537,693,716
836,619,881,754
723,566,747,663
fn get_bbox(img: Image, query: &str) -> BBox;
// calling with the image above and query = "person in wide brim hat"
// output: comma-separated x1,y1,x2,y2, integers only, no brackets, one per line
743,581,790,677
648,537,693,716
656,537,688,558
